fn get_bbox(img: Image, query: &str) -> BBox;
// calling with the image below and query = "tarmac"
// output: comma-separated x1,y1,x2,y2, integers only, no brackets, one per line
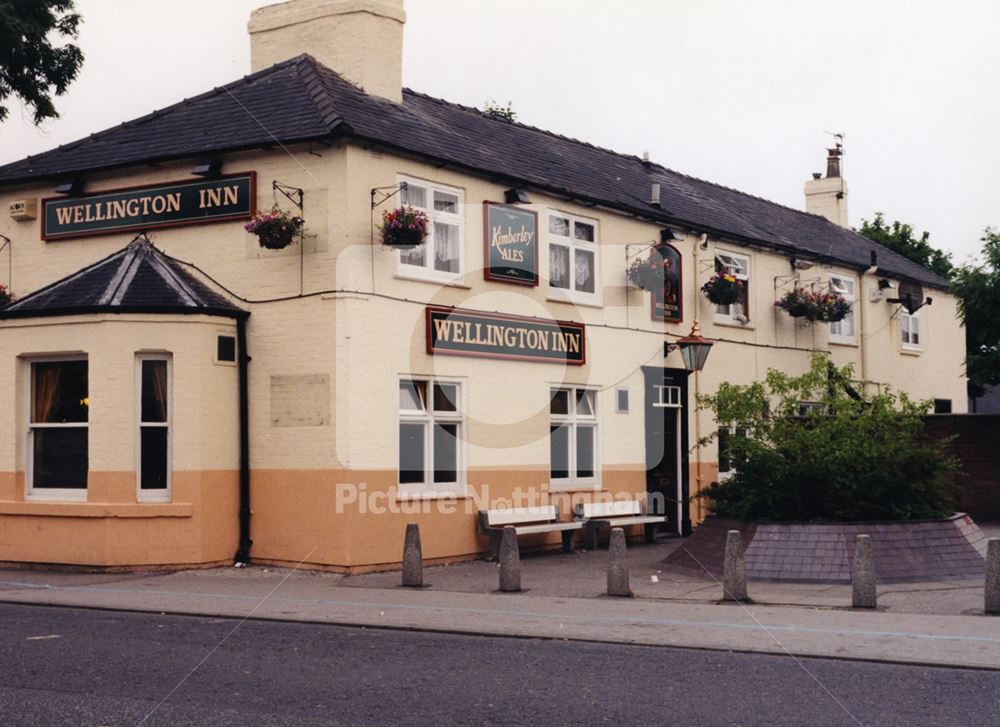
1,527,998,671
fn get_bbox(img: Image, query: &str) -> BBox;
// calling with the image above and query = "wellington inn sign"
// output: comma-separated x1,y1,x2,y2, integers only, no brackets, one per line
42,173,255,240
0,0,966,573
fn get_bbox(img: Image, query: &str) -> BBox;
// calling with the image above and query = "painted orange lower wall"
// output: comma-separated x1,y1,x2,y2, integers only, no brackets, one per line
0,462,721,570
0,470,238,567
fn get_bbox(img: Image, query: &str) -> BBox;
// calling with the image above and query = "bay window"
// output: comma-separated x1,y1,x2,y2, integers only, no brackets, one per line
28,359,88,498
550,387,599,489
398,378,464,495
397,178,464,281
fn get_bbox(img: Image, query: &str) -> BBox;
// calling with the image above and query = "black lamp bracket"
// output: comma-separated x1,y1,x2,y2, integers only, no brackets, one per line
273,181,304,212
371,181,408,210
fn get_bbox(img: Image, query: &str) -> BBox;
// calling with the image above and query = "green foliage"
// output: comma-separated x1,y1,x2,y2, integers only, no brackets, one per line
951,228,1000,396
483,100,516,122
0,0,84,124
697,354,957,522
857,212,954,280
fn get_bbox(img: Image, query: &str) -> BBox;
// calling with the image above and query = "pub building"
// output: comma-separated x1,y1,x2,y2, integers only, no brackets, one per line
0,0,964,571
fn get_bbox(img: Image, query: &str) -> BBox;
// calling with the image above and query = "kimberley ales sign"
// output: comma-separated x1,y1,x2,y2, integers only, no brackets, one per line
483,202,538,285
42,173,256,240
426,307,585,365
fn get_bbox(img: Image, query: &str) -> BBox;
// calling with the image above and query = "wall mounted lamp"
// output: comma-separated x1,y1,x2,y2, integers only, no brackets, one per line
504,188,531,204
664,322,714,372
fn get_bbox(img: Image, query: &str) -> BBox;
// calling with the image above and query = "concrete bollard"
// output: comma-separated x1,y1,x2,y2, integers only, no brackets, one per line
401,522,423,588
723,529,748,602
607,527,630,597
986,538,1000,615
498,525,521,592
852,534,877,609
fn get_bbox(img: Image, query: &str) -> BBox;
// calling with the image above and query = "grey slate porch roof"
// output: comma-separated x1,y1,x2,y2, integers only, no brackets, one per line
0,236,247,320
0,55,948,289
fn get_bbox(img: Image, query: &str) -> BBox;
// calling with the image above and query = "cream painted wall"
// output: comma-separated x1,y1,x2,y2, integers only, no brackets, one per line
0,314,239,486
0,137,969,567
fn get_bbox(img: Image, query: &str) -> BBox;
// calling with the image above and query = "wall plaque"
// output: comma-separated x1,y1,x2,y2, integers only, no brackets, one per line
483,202,538,286
41,172,256,240
426,306,584,365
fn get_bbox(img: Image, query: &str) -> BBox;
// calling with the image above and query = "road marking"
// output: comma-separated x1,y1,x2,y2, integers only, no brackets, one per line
26,634,61,641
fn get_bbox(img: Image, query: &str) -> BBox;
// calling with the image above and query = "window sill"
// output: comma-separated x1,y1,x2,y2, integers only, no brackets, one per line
713,316,754,330
548,481,601,493
828,337,859,347
900,346,923,356
394,271,470,289
546,292,602,309
0,501,193,518
394,492,473,502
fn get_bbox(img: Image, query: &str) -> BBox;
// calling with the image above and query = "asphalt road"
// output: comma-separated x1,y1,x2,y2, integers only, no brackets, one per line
1,603,997,727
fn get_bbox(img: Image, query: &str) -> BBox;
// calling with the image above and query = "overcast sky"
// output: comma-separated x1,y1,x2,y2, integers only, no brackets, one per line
2,0,997,262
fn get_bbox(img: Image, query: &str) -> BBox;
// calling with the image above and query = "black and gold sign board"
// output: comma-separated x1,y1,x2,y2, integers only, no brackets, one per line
483,202,538,286
42,172,256,240
426,307,585,365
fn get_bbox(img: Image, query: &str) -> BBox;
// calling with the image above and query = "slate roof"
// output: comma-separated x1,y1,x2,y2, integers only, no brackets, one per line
0,55,948,289
0,236,247,319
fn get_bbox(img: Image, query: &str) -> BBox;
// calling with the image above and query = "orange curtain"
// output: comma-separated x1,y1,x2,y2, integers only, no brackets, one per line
32,365,61,423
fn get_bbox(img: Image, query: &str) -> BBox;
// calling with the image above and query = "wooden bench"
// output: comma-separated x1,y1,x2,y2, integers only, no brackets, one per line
478,506,583,560
574,500,666,550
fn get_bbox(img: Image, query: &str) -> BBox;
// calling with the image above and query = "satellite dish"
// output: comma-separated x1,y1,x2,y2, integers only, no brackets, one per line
897,280,924,314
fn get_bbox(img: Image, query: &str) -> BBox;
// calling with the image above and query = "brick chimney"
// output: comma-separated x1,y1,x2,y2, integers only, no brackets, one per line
804,143,849,227
249,0,406,103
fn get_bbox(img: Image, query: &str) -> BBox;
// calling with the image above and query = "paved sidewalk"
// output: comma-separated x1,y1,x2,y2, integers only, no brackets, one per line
1,542,998,671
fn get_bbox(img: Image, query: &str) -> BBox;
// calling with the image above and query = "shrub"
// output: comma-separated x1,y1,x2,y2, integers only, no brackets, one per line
697,354,957,522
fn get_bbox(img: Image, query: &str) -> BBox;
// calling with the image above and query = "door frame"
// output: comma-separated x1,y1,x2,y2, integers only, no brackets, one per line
641,366,692,535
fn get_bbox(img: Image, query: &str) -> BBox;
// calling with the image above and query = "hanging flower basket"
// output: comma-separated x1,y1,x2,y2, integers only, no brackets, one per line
627,251,667,291
245,208,304,250
0,284,12,307
380,206,429,249
775,288,851,323
701,272,744,305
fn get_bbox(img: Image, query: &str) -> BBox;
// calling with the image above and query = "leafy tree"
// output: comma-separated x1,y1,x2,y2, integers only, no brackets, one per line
483,100,516,122
697,354,956,522
857,212,954,280
951,228,1000,398
0,0,84,124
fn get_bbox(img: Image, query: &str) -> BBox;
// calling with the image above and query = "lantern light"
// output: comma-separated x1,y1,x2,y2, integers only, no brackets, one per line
665,321,714,372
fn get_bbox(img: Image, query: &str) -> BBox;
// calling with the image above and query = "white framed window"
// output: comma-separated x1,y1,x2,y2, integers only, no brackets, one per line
549,387,599,490
653,385,682,408
398,378,465,495
901,309,922,351
26,357,89,500
829,274,856,343
714,251,750,323
547,211,600,305
396,177,464,283
137,355,171,501
717,424,744,482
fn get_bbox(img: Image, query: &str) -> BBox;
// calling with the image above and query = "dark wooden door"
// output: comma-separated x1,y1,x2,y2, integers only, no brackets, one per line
643,367,692,536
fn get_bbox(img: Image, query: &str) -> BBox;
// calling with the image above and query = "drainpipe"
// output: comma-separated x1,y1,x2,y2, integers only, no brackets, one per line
235,315,253,564
692,233,708,527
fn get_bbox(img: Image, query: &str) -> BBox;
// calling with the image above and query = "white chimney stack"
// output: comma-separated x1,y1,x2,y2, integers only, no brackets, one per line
249,0,406,103
804,141,849,227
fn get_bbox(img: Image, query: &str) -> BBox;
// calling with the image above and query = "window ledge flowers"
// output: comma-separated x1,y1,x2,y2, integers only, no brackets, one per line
701,272,744,305
775,288,851,323
380,206,429,249
245,208,304,250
